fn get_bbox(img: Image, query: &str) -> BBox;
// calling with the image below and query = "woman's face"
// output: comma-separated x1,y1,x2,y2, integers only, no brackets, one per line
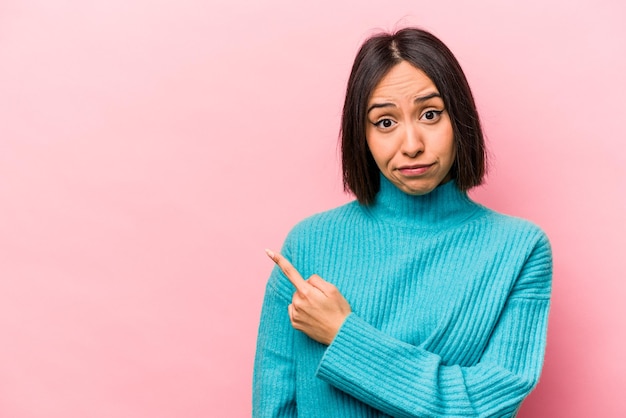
366,61,456,196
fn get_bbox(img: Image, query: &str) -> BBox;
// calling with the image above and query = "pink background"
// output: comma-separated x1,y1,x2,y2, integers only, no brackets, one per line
1,0,625,416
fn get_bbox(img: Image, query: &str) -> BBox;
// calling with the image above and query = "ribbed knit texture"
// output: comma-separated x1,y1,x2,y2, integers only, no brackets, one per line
253,177,552,418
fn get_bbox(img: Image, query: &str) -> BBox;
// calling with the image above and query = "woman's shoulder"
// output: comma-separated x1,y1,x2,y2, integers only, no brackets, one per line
278,200,366,252
274,201,363,274
478,205,550,247
288,200,362,236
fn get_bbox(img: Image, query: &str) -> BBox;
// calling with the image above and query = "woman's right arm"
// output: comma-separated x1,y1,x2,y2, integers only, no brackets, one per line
253,263,298,417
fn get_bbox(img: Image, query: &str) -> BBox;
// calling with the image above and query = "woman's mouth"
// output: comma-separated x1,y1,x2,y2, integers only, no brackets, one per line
397,163,434,176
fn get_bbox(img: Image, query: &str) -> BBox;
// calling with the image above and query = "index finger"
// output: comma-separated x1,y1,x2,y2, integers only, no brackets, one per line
265,249,308,292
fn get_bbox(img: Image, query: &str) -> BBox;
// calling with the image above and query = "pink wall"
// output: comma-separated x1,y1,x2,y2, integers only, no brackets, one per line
1,0,624,416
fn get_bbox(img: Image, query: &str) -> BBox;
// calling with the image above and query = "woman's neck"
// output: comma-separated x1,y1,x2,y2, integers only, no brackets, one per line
365,174,479,229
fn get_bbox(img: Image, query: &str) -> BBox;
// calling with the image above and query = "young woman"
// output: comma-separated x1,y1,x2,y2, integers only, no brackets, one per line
254,27,552,417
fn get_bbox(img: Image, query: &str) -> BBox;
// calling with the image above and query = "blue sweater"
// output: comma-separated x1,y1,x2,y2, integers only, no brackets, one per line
253,177,552,417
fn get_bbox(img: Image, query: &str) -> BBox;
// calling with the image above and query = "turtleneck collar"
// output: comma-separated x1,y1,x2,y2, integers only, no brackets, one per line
364,174,481,229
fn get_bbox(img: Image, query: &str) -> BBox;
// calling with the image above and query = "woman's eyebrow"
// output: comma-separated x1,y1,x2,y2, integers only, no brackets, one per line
367,102,395,114
367,92,442,114
414,92,441,103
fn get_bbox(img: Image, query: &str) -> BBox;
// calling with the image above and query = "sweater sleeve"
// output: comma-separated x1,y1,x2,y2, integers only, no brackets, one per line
253,243,299,417
315,233,553,417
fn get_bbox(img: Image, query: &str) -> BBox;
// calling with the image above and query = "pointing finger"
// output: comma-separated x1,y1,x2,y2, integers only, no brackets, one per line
265,249,308,292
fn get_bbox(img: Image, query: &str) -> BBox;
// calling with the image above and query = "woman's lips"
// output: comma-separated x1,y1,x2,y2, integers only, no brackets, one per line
397,163,434,176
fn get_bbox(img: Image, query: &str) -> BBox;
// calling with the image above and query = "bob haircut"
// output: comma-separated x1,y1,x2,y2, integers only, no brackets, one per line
341,27,487,205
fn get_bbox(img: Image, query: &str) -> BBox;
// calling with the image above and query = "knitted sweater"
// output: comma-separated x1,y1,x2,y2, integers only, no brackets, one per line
253,177,552,417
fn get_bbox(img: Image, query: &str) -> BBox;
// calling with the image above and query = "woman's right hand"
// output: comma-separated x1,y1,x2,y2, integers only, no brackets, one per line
265,249,351,345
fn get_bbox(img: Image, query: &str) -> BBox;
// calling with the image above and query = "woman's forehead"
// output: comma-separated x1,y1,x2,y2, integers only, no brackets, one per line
369,62,438,104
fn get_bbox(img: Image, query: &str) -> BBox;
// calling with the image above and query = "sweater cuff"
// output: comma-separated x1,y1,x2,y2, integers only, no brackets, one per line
316,313,434,397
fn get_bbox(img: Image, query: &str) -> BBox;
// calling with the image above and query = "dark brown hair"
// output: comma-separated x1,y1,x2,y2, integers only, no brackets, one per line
341,27,487,205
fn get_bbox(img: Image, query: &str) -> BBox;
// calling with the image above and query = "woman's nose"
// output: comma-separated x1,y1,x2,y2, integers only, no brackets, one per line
401,124,424,157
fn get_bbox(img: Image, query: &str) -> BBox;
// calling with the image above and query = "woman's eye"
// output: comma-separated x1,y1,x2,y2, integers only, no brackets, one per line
374,119,396,129
421,110,443,121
